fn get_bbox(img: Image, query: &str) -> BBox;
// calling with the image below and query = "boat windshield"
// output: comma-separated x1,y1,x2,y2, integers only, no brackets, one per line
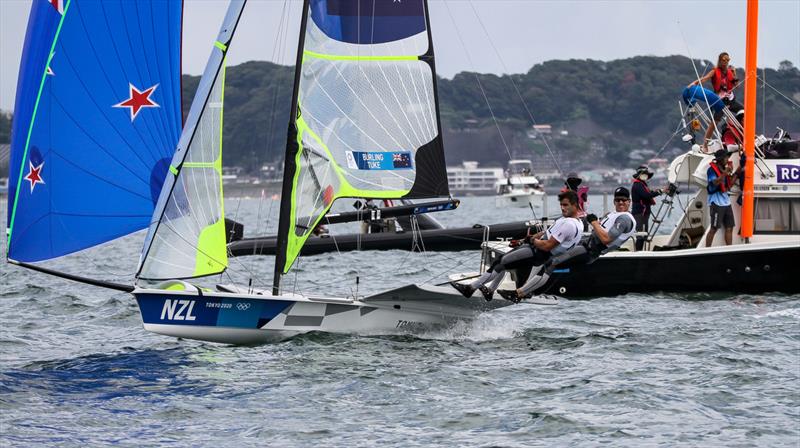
507,161,533,176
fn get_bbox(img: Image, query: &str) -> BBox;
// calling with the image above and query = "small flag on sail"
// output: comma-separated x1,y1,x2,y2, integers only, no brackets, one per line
392,152,412,169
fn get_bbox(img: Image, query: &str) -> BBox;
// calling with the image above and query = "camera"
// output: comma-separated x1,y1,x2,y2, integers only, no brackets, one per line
665,183,680,196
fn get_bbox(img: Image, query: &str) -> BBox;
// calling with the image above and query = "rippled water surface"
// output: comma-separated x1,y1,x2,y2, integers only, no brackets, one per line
2,196,798,447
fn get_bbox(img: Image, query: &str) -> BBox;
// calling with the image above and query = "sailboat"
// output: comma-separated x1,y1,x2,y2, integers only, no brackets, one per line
7,0,512,345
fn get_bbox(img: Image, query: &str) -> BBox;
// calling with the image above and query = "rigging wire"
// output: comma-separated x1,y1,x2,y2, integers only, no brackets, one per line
441,0,513,162
228,0,290,286
678,22,722,143
757,74,800,109
263,0,292,175
465,0,565,176
761,67,766,135
646,114,693,163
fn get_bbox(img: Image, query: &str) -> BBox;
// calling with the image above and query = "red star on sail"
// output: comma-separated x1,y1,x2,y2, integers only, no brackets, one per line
113,83,160,121
48,0,65,14
24,161,45,193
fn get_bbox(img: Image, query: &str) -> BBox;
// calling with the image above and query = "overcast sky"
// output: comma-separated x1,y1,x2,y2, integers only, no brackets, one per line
1,0,798,112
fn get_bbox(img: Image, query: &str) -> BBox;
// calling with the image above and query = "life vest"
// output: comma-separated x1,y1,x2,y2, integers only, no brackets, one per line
712,67,736,94
708,162,732,194
632,178,656,210
586,212,636,256
721,123,742,146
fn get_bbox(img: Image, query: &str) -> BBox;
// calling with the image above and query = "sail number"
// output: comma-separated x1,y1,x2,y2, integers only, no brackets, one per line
160,299,197,321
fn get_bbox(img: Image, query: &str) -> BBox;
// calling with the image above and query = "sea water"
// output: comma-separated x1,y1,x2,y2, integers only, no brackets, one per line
1,195,798,447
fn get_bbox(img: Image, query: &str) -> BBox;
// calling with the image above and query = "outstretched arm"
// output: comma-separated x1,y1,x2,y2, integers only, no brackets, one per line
688,71,714,87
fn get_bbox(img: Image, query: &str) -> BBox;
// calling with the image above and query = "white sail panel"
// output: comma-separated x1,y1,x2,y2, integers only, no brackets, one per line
138,65,227,280
299,55,438,192
281,0,449,273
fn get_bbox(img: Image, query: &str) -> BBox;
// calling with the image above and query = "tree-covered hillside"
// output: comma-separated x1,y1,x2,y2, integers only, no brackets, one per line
197,55,798,172
3,56,798,173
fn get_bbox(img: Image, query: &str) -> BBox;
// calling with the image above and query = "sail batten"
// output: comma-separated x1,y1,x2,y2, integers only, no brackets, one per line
274,0,449,281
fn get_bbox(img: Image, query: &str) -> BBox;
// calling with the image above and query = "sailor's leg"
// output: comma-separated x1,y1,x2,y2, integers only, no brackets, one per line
468,271,495,289
520,271,551,297
471,245,534,290
486,271,506,293
519,245,588,296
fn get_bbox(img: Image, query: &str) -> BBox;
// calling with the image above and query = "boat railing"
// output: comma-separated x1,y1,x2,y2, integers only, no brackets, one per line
479,225,491,273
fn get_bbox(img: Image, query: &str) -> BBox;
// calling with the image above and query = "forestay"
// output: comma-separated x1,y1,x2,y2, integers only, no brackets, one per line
137,1,246,281
280,0,449,274
6,0,183,262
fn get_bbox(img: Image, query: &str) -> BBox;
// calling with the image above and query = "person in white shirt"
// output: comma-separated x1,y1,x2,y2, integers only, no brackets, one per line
500,186,636,300
451,190,583,300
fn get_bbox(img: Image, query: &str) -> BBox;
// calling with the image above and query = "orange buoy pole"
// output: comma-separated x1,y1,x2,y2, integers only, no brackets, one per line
741,0,758,241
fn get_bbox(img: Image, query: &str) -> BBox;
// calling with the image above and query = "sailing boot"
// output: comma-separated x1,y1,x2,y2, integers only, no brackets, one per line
498,289,520,303
479,286,494,301
451,281,476,298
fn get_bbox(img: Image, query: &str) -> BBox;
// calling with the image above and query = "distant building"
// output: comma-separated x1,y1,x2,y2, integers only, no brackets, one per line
222,166,242,184
0,143,10,176
447,161,503,195
629,148,656,161
527,124,552,139
260,162,283,180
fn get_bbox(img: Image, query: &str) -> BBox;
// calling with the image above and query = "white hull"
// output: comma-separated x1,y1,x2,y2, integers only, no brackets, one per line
134,283,512,344
495,191,545,208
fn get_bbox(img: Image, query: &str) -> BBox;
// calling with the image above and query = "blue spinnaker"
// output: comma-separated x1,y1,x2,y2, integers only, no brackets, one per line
7,0,183,262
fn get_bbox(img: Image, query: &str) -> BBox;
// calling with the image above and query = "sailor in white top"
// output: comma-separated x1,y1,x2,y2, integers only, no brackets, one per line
504,186,636,299
451,191,583,301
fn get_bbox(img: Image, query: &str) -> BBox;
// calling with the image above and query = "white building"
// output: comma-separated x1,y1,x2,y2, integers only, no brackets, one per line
447,161,504,195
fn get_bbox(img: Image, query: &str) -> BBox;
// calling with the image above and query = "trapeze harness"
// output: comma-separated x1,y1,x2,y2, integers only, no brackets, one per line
585,212,637,258
517,212,635,296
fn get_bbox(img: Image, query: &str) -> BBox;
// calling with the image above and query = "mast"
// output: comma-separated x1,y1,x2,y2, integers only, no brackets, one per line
273,0,310,295
741,0,758,241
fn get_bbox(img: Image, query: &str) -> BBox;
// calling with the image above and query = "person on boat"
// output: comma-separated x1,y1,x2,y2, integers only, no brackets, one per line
706,149,737,247
687,52,743,150
561,173,589,219
499,186,636,300
451,191,582,300
312,223,329,237
631,165,663,251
